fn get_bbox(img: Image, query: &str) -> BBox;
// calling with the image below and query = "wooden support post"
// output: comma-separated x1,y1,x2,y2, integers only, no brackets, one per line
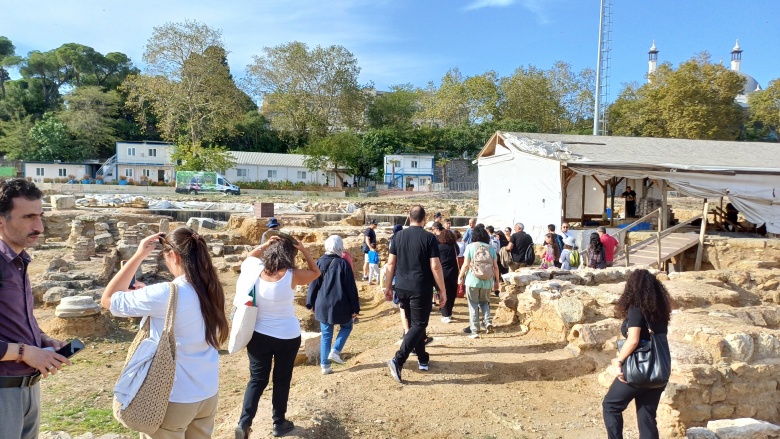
660,179,668,229
694,199,709,271
657,211,662,269
678,249,685,272
581,175,586,225
624,244,630,267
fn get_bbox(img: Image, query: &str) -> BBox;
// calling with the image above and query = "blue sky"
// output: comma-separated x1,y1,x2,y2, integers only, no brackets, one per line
3,0,779,102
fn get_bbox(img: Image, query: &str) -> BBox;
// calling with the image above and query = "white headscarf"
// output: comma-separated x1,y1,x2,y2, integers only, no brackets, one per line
324,235,344,255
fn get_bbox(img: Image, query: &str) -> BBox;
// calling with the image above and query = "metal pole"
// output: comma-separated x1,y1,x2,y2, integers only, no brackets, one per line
695,200,709,271
593,0,605,135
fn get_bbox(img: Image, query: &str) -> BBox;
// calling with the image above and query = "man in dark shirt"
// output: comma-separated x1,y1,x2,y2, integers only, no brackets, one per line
622,186,637,218
384,205,446,383
0,179,70,439
503,223,533,267
362,219,378,281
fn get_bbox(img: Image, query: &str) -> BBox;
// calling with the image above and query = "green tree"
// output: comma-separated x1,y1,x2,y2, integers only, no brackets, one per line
59,86,120,158
0,37,23,98
122,20,245,169
28,113,75,161
609,53,746,140
218,111,291,152
748,78,780,139
366,84,419,129
247,41,368,140
171,143,235,172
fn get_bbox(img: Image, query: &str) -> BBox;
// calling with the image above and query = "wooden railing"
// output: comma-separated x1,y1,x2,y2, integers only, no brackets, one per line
612,208,661,258
616,211,705,268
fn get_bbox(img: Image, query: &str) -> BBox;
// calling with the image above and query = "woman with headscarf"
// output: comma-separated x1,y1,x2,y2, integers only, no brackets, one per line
584,232,607,269
306,236,360,375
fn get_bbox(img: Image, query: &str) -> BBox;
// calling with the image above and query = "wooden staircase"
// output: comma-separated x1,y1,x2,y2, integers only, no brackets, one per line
613,233,700,268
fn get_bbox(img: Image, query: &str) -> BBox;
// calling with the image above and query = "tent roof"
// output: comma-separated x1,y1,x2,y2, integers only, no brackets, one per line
485,132,780,174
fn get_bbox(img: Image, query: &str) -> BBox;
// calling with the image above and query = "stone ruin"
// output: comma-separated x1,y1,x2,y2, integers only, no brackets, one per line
493,265,780,438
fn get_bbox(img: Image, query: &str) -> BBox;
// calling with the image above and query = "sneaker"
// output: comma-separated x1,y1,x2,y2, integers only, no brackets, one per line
273,420,295,437
424,336,434,345
418,361,429,371
486,323,494,334
362,276,368,281
321,365,333,375
328,351,345,365
468,333,480,339
441,316,452,323
463,327,472,334
387,359,402,383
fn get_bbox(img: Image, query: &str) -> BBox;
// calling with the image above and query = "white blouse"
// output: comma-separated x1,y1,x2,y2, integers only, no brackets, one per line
110,276,219,403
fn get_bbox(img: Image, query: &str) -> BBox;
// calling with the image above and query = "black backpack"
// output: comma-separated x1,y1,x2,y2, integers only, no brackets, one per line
524,244,535,265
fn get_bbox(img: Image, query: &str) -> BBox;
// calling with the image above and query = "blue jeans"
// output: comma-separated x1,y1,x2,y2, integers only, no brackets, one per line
320,321,353,366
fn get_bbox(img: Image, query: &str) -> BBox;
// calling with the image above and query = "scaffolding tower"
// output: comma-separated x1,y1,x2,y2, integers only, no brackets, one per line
593,0,612,136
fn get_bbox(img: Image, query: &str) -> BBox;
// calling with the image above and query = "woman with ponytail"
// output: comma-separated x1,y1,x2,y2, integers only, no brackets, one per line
102,227,228,438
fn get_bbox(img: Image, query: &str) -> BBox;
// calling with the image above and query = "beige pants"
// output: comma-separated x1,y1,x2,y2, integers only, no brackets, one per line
139,393,218,439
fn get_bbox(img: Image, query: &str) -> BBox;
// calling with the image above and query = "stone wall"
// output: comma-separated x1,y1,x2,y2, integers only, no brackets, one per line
497,266,780,438
432,159,478,184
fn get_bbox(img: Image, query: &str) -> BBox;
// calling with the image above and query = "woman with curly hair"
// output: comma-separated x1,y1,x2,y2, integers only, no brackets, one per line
602,269,672,439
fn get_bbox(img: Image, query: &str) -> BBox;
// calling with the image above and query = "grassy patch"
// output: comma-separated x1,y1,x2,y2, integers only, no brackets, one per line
40,393,131,435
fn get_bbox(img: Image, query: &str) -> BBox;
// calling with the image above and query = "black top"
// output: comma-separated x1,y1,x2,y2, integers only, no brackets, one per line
364,227,377,248
509,231,533,262
621,306,668,340
306,254,360,325
438,242,459,283
622,190,637,203
389,226,440,293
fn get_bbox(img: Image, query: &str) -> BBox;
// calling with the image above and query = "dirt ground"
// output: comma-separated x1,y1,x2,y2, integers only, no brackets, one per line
36,265,643,439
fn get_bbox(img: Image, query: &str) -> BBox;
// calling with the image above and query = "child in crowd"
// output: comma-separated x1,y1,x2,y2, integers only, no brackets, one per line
559,236,578,270
540,233,559,269
367,249,380,284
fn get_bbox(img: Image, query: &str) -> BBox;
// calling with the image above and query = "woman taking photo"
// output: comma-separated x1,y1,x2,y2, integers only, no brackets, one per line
235,236,320,438
102,228,228,439
307,235,360,375
602,269,672,439
432,223,459,324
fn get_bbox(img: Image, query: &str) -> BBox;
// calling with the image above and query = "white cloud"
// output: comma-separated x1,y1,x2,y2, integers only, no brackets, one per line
464,0,516,11
463,0,552,24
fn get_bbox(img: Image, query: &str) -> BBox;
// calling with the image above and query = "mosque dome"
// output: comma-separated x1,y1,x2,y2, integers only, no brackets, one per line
735,71,761,94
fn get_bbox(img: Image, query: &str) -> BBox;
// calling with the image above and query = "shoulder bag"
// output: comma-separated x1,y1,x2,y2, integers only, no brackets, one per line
617,313,671,389
113,282,179,435
228,283,258,354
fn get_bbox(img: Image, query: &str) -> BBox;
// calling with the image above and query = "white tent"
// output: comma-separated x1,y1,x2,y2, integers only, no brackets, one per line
477,132,780,241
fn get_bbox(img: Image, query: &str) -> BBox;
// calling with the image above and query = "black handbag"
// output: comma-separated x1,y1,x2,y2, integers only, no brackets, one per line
616,314,671,389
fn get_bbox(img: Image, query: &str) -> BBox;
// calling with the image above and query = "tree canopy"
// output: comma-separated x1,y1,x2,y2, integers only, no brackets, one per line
609,53,746,140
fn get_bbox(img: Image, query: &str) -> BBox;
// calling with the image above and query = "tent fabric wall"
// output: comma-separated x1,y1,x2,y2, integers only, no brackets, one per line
478,151,561,243
564,175,607,219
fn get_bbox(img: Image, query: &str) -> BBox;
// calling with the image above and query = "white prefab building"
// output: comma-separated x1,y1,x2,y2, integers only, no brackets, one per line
383,154,435,190
25,162,92,183
226,151,354,187
477,131,780,243
110,141,176,183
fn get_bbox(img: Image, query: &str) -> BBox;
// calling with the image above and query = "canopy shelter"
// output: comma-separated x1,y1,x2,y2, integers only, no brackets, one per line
476,132,780,243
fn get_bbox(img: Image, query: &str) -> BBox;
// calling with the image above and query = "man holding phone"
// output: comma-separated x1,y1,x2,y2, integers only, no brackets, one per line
0,179,71,439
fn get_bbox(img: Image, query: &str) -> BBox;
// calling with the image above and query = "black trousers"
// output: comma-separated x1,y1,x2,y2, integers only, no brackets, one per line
602,377,665,439
394,288,432,367
440,277,458,318
238,331,301,429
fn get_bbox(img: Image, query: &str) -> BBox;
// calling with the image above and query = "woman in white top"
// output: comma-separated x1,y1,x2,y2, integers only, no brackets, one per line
101,227,228,439
235,236,319,439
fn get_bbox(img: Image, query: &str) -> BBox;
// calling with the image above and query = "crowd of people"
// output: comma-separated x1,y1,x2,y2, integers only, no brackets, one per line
0,178,669,439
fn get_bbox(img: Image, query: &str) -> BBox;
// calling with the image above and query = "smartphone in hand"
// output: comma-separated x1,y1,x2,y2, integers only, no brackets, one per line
55,339,85,359
120,260,136,289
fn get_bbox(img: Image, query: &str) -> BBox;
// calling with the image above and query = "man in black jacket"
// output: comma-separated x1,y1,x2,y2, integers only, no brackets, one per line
383,205,446,383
